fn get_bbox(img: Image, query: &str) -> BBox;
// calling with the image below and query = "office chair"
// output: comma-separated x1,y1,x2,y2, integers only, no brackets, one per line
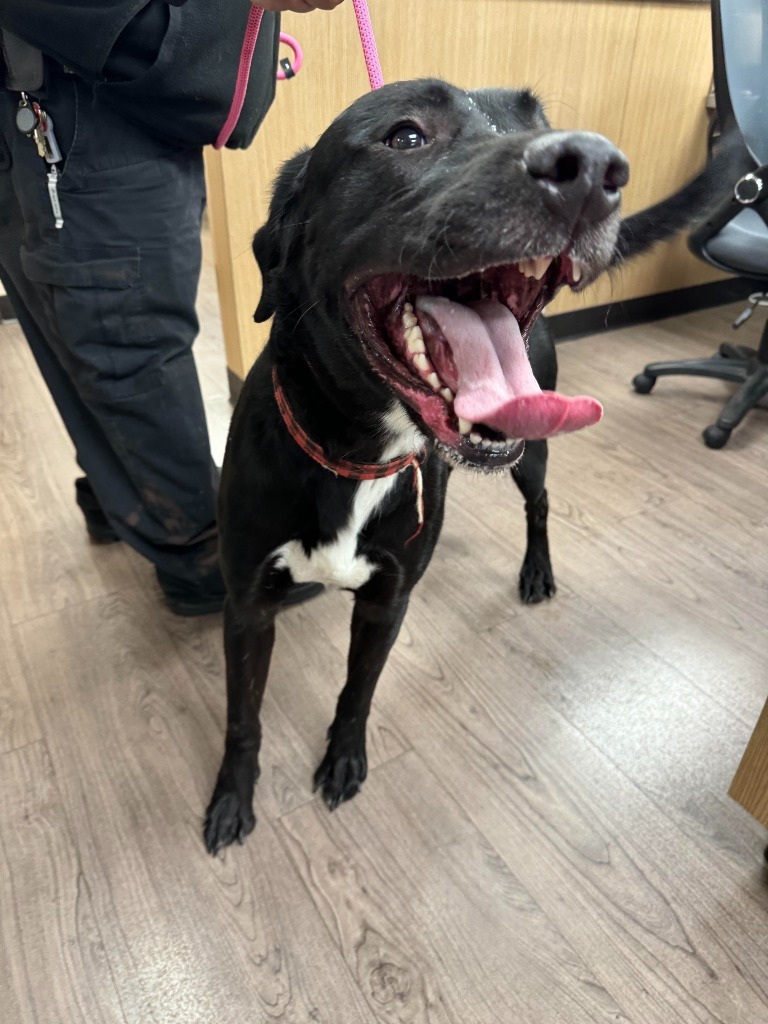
632,0,768,449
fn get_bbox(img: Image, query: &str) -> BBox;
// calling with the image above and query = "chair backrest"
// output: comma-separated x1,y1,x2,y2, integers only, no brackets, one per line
688,0,768,278
713,0,768,164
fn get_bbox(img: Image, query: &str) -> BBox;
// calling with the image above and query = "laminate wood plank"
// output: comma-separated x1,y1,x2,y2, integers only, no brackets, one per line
477,592,766,866
0,741,127,1024
15,591,377,1024
538,499,768,709
280,751,632,1024
0,601,40,754
361,600,768,1024
0,323,139,625
730,700,768,829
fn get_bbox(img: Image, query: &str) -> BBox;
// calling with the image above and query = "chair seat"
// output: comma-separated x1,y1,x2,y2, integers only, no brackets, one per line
703,208,768,277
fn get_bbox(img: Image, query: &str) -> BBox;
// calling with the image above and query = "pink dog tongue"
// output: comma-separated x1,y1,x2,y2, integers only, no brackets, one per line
415,296,602,440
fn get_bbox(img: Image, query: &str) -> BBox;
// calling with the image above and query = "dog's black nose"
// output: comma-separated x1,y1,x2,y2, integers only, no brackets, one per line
523,131,629,225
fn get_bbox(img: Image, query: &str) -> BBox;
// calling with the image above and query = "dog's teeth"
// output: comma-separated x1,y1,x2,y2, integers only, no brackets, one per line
404,302,414,313
531,256,553,280
413,353,430,373
469,432,483,445
428,372,442,391
457,418,472,435
518,256,553,280
440,387,454,403
571,261,583,283
406,326,426,355
403,311,418,329
505,437,516,446
480,438,492,448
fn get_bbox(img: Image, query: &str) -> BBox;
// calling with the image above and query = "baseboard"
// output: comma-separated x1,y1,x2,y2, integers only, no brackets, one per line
547,277,755,341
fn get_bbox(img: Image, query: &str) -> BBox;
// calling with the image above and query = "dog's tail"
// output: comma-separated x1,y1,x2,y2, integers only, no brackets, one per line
612,136,746,264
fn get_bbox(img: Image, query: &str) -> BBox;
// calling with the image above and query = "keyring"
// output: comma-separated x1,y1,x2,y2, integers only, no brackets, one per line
277,33,303,80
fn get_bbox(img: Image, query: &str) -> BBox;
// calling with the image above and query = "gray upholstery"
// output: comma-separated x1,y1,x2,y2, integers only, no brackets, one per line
704,209,768,276
721,0,767,164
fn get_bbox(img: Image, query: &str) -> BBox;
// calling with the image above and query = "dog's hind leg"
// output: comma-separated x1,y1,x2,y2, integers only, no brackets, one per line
314,569,409,811
512,439,556,604
204,599,276,854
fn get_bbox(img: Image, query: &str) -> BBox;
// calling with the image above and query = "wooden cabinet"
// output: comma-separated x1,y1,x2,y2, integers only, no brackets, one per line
205,0,723,384
730,699,768,830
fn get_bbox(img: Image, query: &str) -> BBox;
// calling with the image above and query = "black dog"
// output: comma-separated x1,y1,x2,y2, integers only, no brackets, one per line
204,79,726,854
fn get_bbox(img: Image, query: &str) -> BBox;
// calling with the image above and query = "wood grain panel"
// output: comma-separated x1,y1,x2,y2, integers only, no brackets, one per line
16,590,377,1023
374,606,768,1023
730,700,768,829
280,751,632,1024
0,741,125,1024
0,601,40,755
205,0,722,377
562,0,726,313
0,323,138,624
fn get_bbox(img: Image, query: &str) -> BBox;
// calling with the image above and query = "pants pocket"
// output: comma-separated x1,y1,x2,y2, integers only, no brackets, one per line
20,243,160,401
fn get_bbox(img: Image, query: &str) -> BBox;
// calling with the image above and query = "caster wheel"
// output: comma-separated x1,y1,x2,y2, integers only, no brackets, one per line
632,372,656,394
703,424,731,449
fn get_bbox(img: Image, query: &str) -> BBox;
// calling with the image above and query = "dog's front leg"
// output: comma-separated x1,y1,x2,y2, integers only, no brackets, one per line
314,574,409,811
512,438,556,604
204,599,276,854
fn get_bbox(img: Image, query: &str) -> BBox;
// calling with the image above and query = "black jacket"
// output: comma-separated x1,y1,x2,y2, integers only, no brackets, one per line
0,0,280,149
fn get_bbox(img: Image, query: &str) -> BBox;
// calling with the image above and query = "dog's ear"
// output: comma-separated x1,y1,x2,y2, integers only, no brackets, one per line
253,147,312,322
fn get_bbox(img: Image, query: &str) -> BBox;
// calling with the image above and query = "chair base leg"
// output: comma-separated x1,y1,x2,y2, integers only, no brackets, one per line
633,355,750,391
712,362,768,433
632,314,768,447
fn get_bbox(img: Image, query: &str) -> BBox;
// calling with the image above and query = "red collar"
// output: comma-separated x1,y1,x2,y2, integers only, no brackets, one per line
272,368,425,543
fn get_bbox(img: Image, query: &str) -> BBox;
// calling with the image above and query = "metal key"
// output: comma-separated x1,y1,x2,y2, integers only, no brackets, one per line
31,125,48,158
37,110,63,164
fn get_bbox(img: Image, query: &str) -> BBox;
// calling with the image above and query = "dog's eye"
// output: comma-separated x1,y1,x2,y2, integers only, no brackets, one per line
385,125,428,150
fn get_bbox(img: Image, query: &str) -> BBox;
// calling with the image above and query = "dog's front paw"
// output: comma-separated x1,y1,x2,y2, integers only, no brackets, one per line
519,551,556,604
204,781,256,855
313,738,368,812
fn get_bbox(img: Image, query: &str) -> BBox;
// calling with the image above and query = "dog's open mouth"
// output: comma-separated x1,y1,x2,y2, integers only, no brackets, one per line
349,256,602,466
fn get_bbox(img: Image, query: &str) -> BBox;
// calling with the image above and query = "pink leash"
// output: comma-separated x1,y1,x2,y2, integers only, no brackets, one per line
214,1,383,150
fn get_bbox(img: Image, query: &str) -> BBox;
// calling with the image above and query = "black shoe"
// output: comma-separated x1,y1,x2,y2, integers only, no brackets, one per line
282,582,325,606
156,568,227,617
75,477,120,544
158,577,324,617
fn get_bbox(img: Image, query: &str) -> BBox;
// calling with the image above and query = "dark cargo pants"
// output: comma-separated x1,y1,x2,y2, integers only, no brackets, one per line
0,67,222,595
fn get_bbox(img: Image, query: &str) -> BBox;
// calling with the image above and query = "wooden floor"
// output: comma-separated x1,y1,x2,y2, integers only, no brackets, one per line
1,254,768,1022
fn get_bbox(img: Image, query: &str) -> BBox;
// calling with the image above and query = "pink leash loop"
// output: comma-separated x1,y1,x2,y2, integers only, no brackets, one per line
276,33,303,80
214,5,263,149
351,0,384,91
214,1,383,150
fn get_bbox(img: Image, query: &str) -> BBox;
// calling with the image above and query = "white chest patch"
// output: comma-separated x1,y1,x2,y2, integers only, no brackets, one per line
273,405,423,591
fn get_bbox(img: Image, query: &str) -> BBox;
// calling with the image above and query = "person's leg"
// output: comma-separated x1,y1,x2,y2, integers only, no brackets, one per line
0,73,224,614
